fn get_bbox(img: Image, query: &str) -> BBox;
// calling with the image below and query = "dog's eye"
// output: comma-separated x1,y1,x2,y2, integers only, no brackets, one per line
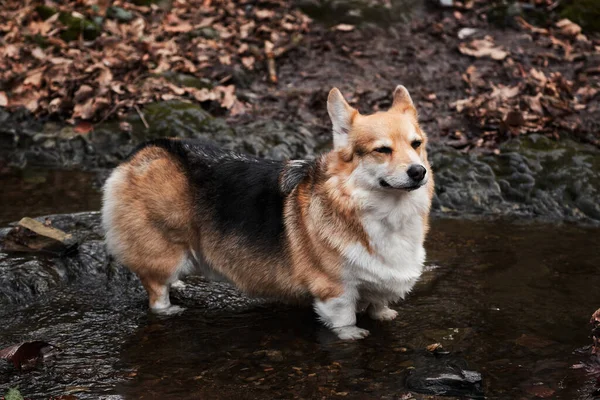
411,140,422,149
374,147,392,154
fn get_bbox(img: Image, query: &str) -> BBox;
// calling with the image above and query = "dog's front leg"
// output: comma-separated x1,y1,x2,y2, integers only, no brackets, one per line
314,287,369,340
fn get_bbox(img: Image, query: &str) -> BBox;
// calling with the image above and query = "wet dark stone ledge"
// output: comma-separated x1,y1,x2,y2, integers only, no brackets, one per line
1,104,599,225
0,212,265,311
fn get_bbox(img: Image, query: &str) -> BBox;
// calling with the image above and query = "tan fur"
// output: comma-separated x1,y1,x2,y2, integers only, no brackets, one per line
106,147,194,307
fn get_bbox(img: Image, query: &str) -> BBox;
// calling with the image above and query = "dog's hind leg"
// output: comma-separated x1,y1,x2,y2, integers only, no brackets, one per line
141,276,184,315
102,146,195,316
128,243,190,315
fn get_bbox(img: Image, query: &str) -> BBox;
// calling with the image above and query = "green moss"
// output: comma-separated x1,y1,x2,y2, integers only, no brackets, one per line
4,388,24,400
161,72,214,90
35,6,101,41
560,0,600,32
35,5,58,20
58,12,102,41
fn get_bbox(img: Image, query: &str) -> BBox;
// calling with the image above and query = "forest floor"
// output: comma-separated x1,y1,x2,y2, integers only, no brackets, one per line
0,0,599,154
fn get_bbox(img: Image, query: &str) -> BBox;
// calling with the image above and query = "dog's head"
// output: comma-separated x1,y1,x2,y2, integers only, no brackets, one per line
327,85,429,192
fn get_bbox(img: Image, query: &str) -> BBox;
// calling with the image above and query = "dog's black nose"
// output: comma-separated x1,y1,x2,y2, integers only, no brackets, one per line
407,165,426,182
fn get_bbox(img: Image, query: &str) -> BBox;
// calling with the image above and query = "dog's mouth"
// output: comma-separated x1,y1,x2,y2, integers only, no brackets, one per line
379,179,423,191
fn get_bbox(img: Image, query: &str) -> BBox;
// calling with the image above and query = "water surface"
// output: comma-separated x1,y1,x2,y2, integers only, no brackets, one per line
1,218,598,399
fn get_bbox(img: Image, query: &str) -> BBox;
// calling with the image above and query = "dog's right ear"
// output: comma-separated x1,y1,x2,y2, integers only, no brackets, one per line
327,88,357,150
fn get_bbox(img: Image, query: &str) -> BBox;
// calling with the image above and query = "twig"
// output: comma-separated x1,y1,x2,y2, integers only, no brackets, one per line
218,74,232,84
98,101,123,124
265,41,277,84
135,105,149,129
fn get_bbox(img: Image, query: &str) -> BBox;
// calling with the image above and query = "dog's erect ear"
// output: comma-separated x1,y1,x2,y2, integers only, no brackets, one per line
391,85,415,112
327,88,357,149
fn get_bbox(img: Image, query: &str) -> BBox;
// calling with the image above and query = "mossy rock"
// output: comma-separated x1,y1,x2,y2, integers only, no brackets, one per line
35,6,102,41
560,0,600,32
58,12,102,41
161,72,214,90
35,5,58,20
106,6,134,22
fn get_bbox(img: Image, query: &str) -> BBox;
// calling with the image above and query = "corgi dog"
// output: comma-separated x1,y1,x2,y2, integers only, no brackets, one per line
102,85,433,340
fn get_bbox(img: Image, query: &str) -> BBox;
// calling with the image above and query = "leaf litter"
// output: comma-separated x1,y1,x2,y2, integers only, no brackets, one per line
0,0,311,123
0,0,598,154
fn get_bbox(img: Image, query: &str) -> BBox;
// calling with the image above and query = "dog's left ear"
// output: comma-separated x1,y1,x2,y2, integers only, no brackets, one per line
327,88,357,150
391,85,415,113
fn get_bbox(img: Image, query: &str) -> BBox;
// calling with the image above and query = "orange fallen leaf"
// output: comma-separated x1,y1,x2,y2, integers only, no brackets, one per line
74,121,94,134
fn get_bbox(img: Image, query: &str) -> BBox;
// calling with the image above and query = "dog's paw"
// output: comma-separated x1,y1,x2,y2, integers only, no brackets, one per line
333,326,370,340
152,305,186,316
369,306,398,321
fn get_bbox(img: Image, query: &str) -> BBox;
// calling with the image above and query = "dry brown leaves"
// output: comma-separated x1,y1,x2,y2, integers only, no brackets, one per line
453,67,586,151
453,15,599,151
458,37,508,60
0,0,312,122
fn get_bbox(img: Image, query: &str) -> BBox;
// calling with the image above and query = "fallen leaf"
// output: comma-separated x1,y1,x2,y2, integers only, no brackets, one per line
515,16,548,35
24,69,44,88
529,68,547,85
74,121,94,134
459,38,508,60
9,91,40,112
73,97,96,120
490,84,520,100
504,110,525,127
241,56,255,70
31,47,46,60
216,85,236,109
164,21,193,33
0,341,57,370
255,9,275,19
556,19,582,37
426,343,442,352
524,93,544,115
74,85,94,103
458,27,477,40
0,92,7,107
334,24,355,32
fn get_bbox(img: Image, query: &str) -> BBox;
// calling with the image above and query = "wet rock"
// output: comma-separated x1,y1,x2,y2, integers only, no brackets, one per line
2,217,78,256
1,106,600,224
430,135,600,224
0,212,263,310
106,6,134,22
0,212,122,304
406,353,484,398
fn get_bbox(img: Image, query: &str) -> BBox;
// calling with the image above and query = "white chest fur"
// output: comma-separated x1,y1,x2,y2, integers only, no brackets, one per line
342,188,429,302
